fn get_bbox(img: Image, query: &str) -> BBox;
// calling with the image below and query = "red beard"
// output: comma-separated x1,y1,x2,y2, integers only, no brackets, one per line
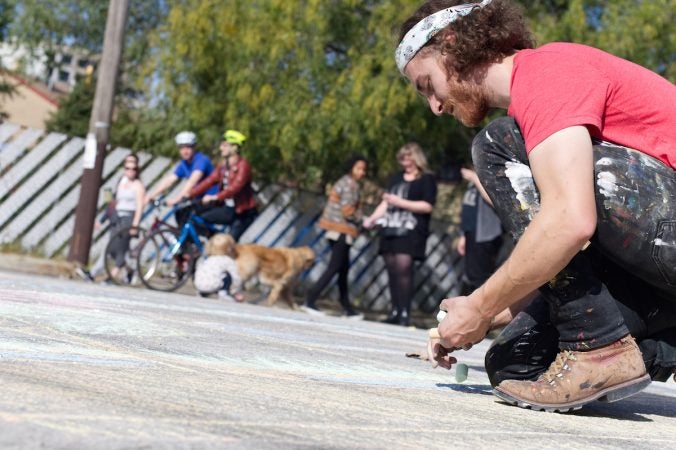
443,80,489,127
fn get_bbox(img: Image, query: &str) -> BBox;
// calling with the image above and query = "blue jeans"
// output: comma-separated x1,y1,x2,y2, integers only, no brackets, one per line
473,118,676,381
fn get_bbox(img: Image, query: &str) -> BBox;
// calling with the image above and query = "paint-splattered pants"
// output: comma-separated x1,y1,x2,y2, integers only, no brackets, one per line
472,117,676,383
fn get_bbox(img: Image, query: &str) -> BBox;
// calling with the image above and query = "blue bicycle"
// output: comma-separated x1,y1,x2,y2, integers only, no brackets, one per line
136,200,228,291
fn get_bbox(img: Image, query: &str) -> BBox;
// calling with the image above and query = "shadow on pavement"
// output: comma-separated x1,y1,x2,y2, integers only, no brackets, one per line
436,383,494,396
579,392,676,421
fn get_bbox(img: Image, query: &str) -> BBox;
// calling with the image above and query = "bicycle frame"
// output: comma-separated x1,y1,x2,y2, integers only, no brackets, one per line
173,210,228,255
136,200,232,291
141,199,180,233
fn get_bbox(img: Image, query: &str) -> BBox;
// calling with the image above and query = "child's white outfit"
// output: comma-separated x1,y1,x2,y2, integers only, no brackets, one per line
194,255,242,298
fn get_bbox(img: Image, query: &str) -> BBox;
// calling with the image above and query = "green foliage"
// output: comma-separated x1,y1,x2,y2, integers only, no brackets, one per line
0,0,14,41
147,0,474,188
0,0,16,116
9,0,172,150
14,0,676,189
45,75,94,136
526,0,674,82
8,0,168,85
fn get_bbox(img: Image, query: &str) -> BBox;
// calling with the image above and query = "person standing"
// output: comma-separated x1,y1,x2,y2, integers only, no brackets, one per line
397,0,675,411
456,167,503,296
77,154,145,283
189,129,257,241
302,155,368,317
363,143,437,326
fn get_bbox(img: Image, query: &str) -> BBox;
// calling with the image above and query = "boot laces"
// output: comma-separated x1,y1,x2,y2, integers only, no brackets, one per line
542,350,577,384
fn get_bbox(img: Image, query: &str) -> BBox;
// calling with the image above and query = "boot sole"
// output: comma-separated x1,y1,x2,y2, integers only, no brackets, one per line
493,373,652,413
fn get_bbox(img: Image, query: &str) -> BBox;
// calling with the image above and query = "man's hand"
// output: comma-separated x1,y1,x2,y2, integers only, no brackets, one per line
427,327,457,369
144,194,155,206
166,196,183,206
437,296,492,350
201,194,218,204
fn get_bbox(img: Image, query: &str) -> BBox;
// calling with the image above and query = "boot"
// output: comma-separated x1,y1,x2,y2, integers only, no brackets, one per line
493,335,651,412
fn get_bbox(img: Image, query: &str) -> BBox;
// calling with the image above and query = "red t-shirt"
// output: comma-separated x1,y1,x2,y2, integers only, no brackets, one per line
508,43,675,169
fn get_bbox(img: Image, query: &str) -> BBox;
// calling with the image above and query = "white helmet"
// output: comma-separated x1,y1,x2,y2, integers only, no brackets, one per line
175,131,197,147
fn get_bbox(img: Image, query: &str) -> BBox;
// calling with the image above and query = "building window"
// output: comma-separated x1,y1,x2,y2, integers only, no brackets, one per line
58,70,70,82
78,58,90,69
61,54,72,64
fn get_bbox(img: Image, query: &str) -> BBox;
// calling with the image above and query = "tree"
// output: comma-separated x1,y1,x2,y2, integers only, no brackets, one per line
14,0,674,187
146,0,473,188
0,0,16,118
45,73,94,136
7,0,168,89
7,0,171,148
527,0,674,82
147,0,673,188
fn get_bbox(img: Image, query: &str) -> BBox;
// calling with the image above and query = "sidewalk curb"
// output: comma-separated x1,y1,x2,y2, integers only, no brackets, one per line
0,253,76,279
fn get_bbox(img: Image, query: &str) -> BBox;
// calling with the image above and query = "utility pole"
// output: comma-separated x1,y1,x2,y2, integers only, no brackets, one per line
68,0,129,266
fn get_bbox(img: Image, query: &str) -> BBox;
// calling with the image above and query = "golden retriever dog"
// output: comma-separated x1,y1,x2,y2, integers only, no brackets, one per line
235,244,315,308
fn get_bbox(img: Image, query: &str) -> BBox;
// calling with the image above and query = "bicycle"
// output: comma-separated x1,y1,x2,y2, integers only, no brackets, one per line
102,199,179,286
135,199,228,291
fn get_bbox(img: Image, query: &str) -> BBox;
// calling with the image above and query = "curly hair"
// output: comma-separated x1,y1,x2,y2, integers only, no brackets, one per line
343,153,368,175
399,0,535,81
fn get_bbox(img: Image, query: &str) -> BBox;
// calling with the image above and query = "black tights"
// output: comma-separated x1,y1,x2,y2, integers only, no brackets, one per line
383,253,414,326
305,235,355,314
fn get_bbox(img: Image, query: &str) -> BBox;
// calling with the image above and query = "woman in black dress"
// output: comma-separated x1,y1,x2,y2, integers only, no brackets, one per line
363,142,437,326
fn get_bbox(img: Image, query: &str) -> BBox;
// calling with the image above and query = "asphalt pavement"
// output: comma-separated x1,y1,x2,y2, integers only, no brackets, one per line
0,268,674,449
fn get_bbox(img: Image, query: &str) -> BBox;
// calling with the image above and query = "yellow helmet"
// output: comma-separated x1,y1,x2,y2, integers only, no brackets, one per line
223,129,246,145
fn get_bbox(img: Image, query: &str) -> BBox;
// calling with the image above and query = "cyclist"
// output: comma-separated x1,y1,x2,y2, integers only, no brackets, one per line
145,131,218,207
188,129,258,241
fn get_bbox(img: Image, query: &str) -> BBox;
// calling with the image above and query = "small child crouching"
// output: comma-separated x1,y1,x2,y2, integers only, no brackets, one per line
194,233,244,301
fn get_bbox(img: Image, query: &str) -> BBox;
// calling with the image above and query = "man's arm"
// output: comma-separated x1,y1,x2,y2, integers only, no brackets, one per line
190,165,222,199
146,173,178,203
179,170,205,198
438,126,597,348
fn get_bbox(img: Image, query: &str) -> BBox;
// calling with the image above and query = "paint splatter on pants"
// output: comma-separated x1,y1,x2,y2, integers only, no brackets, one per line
472,117,676,383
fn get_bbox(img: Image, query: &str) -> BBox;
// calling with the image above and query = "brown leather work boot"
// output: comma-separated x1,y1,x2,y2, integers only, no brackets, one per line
493,335,651,412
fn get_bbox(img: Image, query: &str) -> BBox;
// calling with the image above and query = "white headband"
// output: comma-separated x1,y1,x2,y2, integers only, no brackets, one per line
395,0,493,74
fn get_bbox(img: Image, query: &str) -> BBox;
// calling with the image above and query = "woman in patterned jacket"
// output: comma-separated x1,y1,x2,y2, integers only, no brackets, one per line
301,155,368,317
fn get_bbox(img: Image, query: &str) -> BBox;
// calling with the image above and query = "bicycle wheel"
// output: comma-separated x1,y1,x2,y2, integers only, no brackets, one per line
103,226,147,286
136,228,195,291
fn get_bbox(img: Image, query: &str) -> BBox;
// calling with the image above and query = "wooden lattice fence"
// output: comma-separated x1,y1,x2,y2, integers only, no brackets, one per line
0,122,465,313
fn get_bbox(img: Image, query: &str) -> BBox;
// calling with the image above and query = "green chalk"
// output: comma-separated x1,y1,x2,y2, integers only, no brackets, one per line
455,363,468,383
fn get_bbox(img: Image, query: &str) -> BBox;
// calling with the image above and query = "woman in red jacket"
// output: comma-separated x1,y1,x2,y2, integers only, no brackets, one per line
189,130,257,241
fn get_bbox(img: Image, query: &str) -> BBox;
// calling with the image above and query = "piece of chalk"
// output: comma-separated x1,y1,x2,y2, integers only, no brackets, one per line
436,309,447,322
455,363,468,383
